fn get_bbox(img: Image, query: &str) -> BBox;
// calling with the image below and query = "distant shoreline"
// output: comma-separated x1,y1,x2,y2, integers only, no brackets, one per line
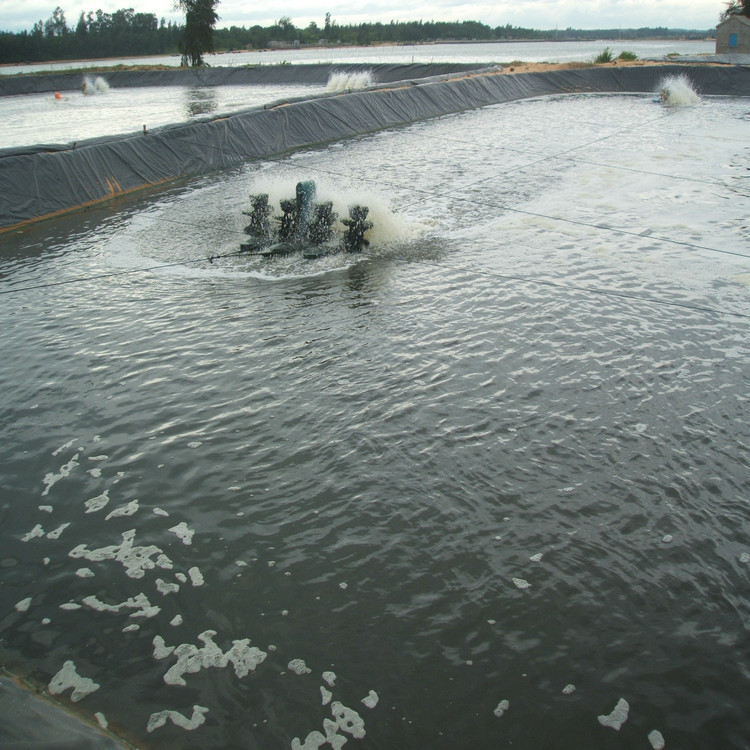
0,37,716,71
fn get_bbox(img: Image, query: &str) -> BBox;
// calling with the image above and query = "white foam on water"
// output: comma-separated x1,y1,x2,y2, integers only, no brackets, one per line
648,729,666,749
171,614,183,626
320,686,332,705
330,701,365,739
175,572,187,583
42,455,79,496
15,597,32,612
152,636,175,660
153,630,267,686
122,623,140,633
75,567,95,578
740,553,750,564
146,705,208,733
188,566,204,586
292,731,326,750
326,70,374,92
225,639,268,678
288,658,312,675
46,522,70,540
512,577,531,590
82,593,160,618
530,553,543,562
88,468,102,478
105,498,139,520
153,507,169,516
598,698,630,730
69,529,173,579
156,578,180,596
493,699,510,717
168,521,195,545
52,439,77,456
95,712,108,729
322,671,336,687
562,684,576,695
21,524,45,542
48,660,100,702
60,602,82,610
361,690,379,709
84,489,110,513
39,505,53,513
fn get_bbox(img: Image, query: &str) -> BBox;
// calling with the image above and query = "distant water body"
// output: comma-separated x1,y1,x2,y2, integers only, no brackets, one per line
0,39,715,75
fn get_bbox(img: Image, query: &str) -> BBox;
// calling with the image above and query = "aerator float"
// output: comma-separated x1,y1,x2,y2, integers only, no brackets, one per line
240,180,372,259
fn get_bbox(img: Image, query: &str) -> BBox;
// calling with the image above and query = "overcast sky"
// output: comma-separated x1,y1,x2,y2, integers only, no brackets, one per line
2,0,725,34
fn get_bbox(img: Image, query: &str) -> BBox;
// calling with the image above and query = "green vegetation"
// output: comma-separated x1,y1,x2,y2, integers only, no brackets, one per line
617,50,638,60
721,0,750,19
0,7,714,67
593,47,614,63
177,0,219,66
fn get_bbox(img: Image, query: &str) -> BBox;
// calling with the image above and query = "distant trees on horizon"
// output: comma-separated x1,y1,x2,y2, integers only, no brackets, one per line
0,6,714,67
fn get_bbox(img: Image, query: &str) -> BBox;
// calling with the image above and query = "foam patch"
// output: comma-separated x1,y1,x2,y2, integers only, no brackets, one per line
48,660,99,702
147,705,208,733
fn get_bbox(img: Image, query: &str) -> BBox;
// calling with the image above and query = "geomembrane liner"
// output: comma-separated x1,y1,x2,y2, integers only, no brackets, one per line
1,63,748,231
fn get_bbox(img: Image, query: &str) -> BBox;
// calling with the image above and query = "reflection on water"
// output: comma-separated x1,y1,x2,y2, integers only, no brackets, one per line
184,86,219,118
0,93,749,750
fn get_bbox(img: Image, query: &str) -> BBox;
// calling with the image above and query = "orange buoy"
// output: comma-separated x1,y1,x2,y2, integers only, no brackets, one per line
54,92,62,100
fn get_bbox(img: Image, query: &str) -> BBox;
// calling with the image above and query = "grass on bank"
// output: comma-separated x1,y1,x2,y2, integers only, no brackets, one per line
593,47,639,63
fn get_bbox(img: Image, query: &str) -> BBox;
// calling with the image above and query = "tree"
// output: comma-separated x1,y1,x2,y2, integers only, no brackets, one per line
44,6,69,37
721,0,750,19
273,16,296,41
177,0,219,66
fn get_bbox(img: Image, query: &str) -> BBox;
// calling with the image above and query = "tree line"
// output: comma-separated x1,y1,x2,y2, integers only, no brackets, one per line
0,7,181,63
0,6,713,67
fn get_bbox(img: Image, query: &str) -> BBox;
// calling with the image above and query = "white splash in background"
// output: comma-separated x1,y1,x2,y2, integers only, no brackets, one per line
326,70,374,92
81,75,110,95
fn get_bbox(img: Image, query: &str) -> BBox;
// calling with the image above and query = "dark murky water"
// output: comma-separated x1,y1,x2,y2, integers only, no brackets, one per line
1,91,749,749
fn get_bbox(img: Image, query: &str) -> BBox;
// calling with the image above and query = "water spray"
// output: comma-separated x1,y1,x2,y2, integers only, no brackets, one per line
655,74,700,107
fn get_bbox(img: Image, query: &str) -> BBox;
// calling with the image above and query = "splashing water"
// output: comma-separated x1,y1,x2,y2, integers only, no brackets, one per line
656,73,700,107
326,70,374,92
244,172,428,248
82,75,110,95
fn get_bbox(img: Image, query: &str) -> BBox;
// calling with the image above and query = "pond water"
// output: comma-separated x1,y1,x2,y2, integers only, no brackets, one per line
1,85,749,750
1,81,322,147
